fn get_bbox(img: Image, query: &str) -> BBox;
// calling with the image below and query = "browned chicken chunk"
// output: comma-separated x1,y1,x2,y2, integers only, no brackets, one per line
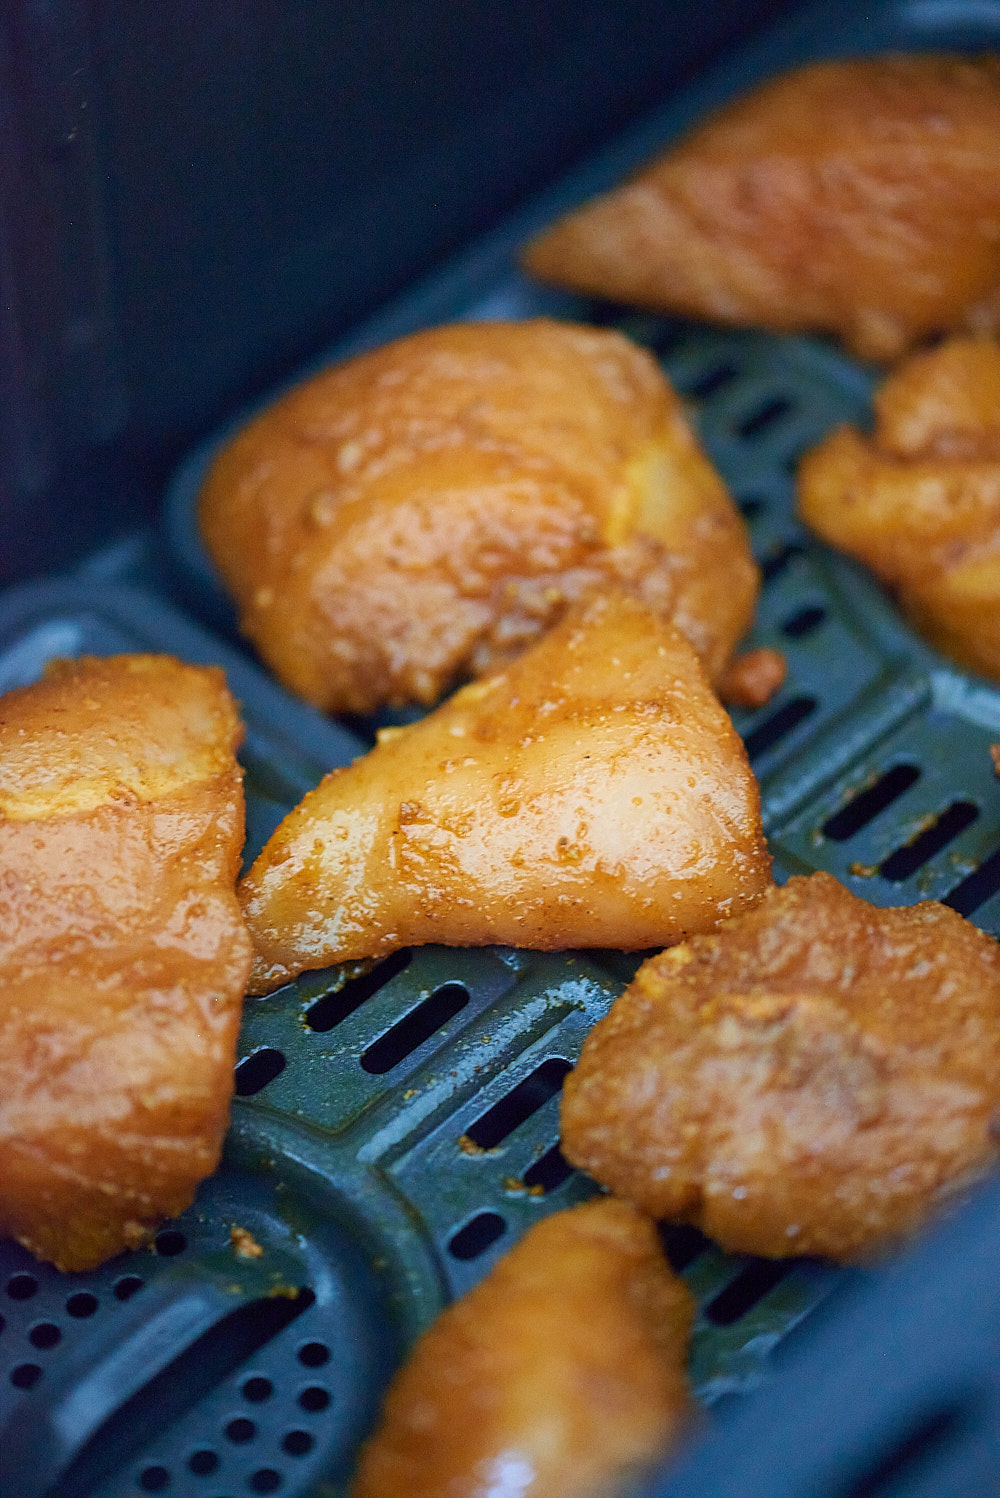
240,591,772,992
199,319,757,714
799,335,1000,680
0,655,252,1271
352,1198,695,1498
561,873,1000,1262
524,57,1000,362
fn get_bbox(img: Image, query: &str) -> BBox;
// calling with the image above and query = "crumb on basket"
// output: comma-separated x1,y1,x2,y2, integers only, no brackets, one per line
230,1224,265,1259
717,647,787,709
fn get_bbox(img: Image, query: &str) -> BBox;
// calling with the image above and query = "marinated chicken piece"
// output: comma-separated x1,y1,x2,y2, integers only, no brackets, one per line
524,57,1000,362
561,873,1000,1262
799,336,1000,680
353,1197,695,1498
717,647,787,709
199,319,757,714
0,655,252,1271
240,591,772,992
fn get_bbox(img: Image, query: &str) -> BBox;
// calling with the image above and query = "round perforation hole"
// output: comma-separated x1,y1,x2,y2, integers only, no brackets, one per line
297,1341,330,1368
65,1292,98,1318
188,1449,219,1476
6,1273,38,1301
114,1274,144,1301
138,1467,170,1492
249,1472,281,1494
282,1430,314,1457
225,1417,256,1444
298,1386,330,1413
10,1362,41,1389
154,1229,187,1257
738,494,767,522
242,1375,273,1403
28,1321,61,1350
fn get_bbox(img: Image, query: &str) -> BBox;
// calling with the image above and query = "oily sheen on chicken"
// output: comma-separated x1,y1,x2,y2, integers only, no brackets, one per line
352,1198,694,1498
240,591,771,992
525,56,1000,362
0,654,252,1271
562,873,1000,1262
799,335,1000,680
199,319,757,714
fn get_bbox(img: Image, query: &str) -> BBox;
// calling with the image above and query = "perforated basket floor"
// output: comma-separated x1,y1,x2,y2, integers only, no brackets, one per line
7,1,1000,1494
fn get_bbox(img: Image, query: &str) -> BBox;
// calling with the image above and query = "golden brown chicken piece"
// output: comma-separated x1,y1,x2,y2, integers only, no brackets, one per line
240,591,772,992
199,319,757,715
352,1197,695,1498
524,56,1000,363
799,336,1000,680
0,655,252,1271
561,873,1000,1263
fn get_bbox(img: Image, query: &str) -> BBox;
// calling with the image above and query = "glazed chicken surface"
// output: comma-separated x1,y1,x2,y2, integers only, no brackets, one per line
524,56,1000,362
561,873,1000,1263
199,318,757,714
240,591,772,992
0,655,252,1271
799,335,1000,680
352,1197,695,1498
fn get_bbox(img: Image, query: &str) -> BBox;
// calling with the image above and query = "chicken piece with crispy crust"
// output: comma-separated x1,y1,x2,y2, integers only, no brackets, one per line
561,873,1000,1263
239,591,772,992
799,335,1000,680
0,655,252,1271
524,56,1000,363
352,1198,695,1498
199,319,757,714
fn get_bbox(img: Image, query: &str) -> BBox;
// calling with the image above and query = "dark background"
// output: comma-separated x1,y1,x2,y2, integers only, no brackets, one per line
0,0,796,584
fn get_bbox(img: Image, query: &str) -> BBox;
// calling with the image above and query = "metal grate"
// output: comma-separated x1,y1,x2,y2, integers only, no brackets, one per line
7,290,1000,1491
10,1,1000,1484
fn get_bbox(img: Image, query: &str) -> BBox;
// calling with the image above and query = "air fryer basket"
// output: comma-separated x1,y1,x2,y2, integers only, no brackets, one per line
5,1,1000,1494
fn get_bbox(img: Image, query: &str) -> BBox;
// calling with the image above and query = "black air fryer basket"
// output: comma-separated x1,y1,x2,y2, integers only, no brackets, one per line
4,2,1000,1494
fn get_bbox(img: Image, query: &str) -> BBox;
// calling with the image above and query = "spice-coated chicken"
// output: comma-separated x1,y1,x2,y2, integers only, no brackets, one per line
240,591,771,992
199,318,757,714
561,873,1000,1262
799,335,1000,680
352,1198,695,1498
0,655,252,1271
524,56,1000,362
